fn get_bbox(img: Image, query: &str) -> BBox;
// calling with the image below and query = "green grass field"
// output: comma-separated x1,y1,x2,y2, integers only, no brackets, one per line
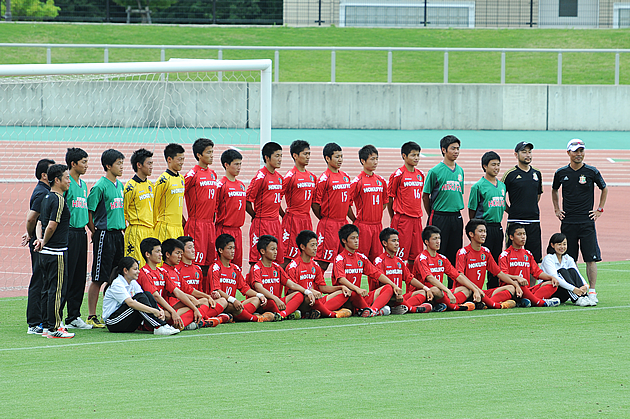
1,261,629,418
1,24,630,84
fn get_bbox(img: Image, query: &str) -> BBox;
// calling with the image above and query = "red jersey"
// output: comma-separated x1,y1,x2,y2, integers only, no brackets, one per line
184,165,219,220
413,249,460,289
388,165,425,218
499,246,544,280
456,244,501,289
215,176,246,227
283,166,316,216
177,261,203,291
246,166,283,219
349,171,388,223
210,261,251,298
285,257,327,291
250,261,291,298
332,249,382,287
314,168,352,220
161,263,195,297
137,265,177,301
374,252,412,290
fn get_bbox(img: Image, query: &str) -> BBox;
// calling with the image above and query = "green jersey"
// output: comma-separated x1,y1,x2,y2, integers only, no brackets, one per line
423,162,464,212
65,175,89,228
468,177,506,223
87,176,125,230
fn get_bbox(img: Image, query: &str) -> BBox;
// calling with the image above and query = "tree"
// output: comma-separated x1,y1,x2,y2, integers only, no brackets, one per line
112,0,177,23
2,0,60,20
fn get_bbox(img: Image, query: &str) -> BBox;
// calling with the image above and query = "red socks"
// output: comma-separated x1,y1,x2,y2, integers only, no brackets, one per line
324,293,349,311
521,287,545,307
370,286,393,311
405,293,426,307
313,299,336,318
235,302,259,322
533,284,557,300
349,292,369,310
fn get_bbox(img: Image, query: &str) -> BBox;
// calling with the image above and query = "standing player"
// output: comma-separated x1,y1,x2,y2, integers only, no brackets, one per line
246,142,285,266
285,230,353,319
281,140,316,265
86,149,126,328
333,224,401,317
124,148,154,267
34,164,74,338
422,135,465,288
502,141,544,265
313,143,352,271
468,151,506,289
374,228,433,314
24,158,55,335
62,148,92,329
215,149,247,267
551,139,608,303
184,138,219,272
348,145,388,262
154,143,186,242
388,141,425,267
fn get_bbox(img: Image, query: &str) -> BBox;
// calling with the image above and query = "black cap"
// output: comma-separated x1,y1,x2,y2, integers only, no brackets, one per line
514,141,534,152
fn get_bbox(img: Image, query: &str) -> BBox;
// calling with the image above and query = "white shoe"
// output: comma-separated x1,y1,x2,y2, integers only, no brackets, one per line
47,327,75,339
378,305,391,316
41,328,50,338
154,324,180,336
390,305,409,315
67,317,93,329
588,291,598,304
575,296,591,307
27,324,44,335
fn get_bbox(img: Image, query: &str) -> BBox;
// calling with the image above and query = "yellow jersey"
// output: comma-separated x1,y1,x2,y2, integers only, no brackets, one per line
154,169,185,226
124,175,154,228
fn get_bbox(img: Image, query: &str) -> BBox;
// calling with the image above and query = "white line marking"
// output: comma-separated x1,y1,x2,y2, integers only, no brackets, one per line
3,304,628,353
607,158,616,163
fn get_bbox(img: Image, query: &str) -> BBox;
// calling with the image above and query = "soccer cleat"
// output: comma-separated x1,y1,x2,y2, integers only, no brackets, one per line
500,300,517,309
543,297,561,307
518,298,532,308
27,324,44,335
474,302,487,310
360,308,378,317
47,327,75,339
86,316,106,329
217,313,234,324
201,318,221,327
66,317,93,329
575,296,592,307
390,305,409,315
458,302,475,311
588,291,598,304
183,321,200,330
260,312,277,322
154,324,180,336
334,308,352,318
285,310,301,320
378,305,391,316
418,303,433,313
306,310,321,319
433,303,448,312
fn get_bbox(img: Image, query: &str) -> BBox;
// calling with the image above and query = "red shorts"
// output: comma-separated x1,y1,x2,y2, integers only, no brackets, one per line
249,217,284,263
354,221,382,262
315,217,346,263
391,214,424,261
184,218,216,266
215,224,243,268
282,212,313,260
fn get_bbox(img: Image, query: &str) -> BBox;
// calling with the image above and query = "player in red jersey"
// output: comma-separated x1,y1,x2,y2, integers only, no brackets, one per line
498,224,560,307
210,234,274,322
281,140,316,266
246,142,285,266
285,230,353,319
348,145,388,262
215,149,247,267
374,228,433,314
313,143,352,271
184,138,219,274
388,141,425,267
137,237,184,329
333,224,402,317
249,235,313,320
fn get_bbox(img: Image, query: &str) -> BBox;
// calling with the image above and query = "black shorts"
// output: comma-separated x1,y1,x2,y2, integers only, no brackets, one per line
561,222,602,263
92,230,124,283
506,221,542,263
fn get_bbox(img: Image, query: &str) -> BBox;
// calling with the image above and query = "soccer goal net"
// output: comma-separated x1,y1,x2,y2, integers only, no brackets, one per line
0,59,272,297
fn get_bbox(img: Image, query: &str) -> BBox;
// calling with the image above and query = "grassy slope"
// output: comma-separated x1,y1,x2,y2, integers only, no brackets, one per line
1,24,629,83
0,261,628,418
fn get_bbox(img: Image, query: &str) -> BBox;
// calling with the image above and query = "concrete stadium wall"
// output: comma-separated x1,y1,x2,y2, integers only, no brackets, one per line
1,81,629,131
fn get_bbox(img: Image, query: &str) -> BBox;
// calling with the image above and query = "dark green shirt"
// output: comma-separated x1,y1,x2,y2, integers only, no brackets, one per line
65,176,89,228
87,176,125,230
423,162,464,212
468,177,506,223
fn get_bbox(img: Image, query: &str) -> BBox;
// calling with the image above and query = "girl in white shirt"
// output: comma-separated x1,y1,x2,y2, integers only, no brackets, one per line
540,233,595,307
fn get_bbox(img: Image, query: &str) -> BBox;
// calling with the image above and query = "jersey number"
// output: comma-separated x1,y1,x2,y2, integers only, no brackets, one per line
288,247,299,258
372,194,380,205
208,189,215,200
226,286,233,297
324,249,334,260
414,189,422,199
341,191,348,202
305,190,312,201
274,193,281,204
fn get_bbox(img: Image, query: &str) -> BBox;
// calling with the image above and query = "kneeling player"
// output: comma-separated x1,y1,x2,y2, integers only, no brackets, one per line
249,235,314,320
211,233,274,322
285,230,353,319
374,228,433,314
333,224,403,317
499,224,560,307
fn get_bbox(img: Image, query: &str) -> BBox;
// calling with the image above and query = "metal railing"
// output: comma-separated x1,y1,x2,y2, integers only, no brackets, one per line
1,43,629,85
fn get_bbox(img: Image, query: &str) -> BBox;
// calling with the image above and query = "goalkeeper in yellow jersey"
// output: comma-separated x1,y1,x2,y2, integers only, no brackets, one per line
154,143,186,242
124,148,155,267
